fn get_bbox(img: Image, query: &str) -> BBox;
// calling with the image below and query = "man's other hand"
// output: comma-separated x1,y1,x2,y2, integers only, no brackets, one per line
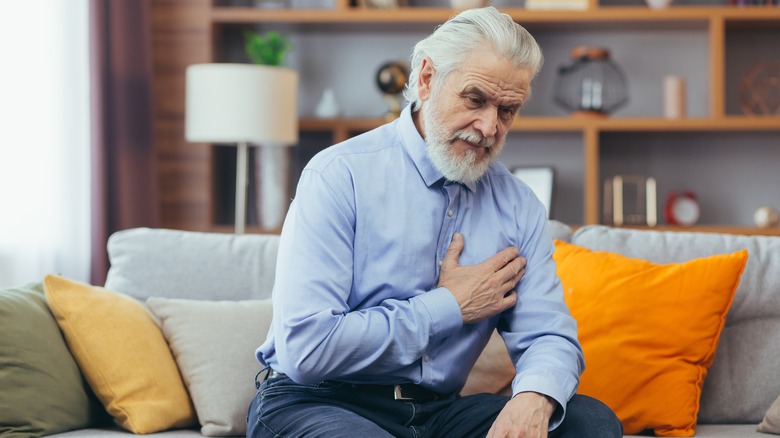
438,232,525,324
487,392,555,438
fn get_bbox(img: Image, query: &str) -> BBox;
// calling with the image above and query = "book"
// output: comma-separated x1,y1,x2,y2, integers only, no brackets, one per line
525,0,588,10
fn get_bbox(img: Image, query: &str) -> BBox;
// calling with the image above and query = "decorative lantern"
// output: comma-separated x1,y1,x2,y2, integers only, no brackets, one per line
554,46,628,117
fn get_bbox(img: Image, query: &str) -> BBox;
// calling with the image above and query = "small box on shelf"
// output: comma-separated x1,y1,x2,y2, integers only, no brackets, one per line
525,0,589,10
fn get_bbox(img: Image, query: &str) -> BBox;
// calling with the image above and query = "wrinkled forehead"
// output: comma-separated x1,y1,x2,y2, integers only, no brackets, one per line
445,52,532,103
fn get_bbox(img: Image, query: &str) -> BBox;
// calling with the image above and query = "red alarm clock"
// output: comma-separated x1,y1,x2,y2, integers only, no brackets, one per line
664,191,700,226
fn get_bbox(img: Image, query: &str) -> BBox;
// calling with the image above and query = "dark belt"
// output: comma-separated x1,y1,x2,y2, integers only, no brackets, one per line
264,370,443,402
358,382,443,402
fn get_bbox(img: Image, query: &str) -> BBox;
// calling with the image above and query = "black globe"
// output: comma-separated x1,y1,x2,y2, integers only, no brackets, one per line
376,61,409,95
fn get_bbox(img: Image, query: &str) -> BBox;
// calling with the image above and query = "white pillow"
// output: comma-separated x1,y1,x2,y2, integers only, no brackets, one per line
146,297,272,437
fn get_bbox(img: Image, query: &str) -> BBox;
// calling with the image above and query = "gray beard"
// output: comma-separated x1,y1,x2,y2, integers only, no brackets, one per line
421,99,504,185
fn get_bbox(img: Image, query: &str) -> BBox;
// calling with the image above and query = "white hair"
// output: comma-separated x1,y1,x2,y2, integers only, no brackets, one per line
402,7,544,111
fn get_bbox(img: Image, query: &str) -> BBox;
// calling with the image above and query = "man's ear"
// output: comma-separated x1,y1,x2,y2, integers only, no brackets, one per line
417,58,435,102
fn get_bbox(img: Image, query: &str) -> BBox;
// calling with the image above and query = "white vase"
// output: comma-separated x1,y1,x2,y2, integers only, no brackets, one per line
315,88,340,118
645,0,672,9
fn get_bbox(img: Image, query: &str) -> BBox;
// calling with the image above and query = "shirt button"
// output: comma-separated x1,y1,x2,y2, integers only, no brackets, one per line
447,210,453,217
438,259,442,267
423,355,430,362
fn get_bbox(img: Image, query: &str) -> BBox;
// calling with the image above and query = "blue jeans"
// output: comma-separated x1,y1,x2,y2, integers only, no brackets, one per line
246,376,622,437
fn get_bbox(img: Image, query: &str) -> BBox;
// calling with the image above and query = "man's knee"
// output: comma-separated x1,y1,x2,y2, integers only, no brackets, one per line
555,394,622,438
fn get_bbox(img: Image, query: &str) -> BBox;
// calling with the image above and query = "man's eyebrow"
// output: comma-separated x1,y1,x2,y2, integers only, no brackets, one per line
461,85,525,107
461,86,488,98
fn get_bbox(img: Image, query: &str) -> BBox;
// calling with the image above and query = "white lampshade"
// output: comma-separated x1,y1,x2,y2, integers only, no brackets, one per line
185,63,298,146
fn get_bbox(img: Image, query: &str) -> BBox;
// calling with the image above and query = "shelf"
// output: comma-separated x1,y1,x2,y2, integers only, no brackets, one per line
211,6,780,25
299,116,780,134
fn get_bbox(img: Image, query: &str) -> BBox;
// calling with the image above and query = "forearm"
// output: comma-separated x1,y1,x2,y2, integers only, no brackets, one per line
273,285,462,383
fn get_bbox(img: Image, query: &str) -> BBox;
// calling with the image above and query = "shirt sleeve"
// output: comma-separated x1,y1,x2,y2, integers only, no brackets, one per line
269,165,463,384
500,195,585,431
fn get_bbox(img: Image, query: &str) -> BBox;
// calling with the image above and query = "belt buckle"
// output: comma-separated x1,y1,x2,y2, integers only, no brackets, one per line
393,385,413,401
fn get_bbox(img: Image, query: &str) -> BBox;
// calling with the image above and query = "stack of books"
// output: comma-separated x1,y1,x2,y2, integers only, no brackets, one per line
525,0,589,10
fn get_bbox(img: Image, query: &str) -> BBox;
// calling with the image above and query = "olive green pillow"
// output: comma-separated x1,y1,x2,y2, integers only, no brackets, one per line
0,282,103,437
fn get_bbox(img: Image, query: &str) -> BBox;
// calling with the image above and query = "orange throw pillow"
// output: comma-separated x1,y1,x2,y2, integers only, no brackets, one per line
553,241,747,437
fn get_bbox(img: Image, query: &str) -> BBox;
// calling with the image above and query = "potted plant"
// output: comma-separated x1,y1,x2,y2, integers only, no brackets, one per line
242,30,293,67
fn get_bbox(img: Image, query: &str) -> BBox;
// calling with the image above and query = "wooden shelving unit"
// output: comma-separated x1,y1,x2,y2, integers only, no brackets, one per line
149,0,780,236
210,6,780,24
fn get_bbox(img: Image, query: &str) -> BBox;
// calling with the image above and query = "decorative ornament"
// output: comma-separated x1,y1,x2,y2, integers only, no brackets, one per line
664,191,700,226
554,46,629,118
375,61,409,121
645,0,673,9
740,62,780,116
754,206,780,228
314,88,340,118
603,175,658,227
663,75,686,119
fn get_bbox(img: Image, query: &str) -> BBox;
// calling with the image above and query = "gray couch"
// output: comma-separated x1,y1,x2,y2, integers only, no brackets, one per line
32,222,780,437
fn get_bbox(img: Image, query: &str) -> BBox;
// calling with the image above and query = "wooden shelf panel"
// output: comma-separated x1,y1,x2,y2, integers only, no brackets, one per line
299,116,780,134
211,6,780,25
592,117,780,132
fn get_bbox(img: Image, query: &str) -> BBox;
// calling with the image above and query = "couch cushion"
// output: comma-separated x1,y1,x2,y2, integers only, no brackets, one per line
572,225,780,424
0,282,104,437
44,275,197,434
548,219,573,243
554,240,747,436
105,228,280,301
146,298,273,437
758,393,780,435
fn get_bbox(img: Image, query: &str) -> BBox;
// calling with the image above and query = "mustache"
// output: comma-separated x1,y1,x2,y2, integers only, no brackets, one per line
451,130,496,149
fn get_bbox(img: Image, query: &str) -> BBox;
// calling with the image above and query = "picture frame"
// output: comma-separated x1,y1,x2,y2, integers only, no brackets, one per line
511,166,555,219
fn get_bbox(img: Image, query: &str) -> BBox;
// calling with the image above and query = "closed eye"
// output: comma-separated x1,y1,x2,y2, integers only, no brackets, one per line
499,106,519,120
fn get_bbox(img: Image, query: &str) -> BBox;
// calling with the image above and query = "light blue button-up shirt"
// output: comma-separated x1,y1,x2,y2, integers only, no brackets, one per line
257,105,583,427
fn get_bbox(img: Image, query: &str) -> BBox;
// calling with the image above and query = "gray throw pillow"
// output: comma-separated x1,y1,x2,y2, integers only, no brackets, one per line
0,283,104,437
146,297,273,437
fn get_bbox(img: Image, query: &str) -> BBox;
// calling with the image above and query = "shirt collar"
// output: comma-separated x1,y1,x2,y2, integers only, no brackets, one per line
396,105,477,192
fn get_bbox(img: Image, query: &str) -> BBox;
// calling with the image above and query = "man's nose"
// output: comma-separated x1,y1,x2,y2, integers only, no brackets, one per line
473,107,499,139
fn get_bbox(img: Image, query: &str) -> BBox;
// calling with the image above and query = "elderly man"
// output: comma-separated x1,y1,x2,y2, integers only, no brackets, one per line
248,7,621,438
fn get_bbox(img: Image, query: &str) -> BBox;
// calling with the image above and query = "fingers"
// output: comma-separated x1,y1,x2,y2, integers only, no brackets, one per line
486,246,521,273
497,255,526,284
441,232,464,269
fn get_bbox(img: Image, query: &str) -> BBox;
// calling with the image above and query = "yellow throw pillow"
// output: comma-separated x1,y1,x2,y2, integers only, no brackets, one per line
43,275,196,434
553,241,747,437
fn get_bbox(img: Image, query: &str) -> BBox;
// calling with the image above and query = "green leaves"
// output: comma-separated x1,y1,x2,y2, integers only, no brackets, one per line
242,30,293,66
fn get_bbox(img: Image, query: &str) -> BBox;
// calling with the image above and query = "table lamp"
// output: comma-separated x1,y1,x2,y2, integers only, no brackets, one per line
185,63,298,233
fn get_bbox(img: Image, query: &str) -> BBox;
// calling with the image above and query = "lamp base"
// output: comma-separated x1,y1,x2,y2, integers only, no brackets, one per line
254,146,291,231
235,142,249,234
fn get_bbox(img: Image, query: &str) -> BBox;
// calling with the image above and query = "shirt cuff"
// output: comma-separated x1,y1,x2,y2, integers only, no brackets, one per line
512,373,578,431
415,286,462,340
